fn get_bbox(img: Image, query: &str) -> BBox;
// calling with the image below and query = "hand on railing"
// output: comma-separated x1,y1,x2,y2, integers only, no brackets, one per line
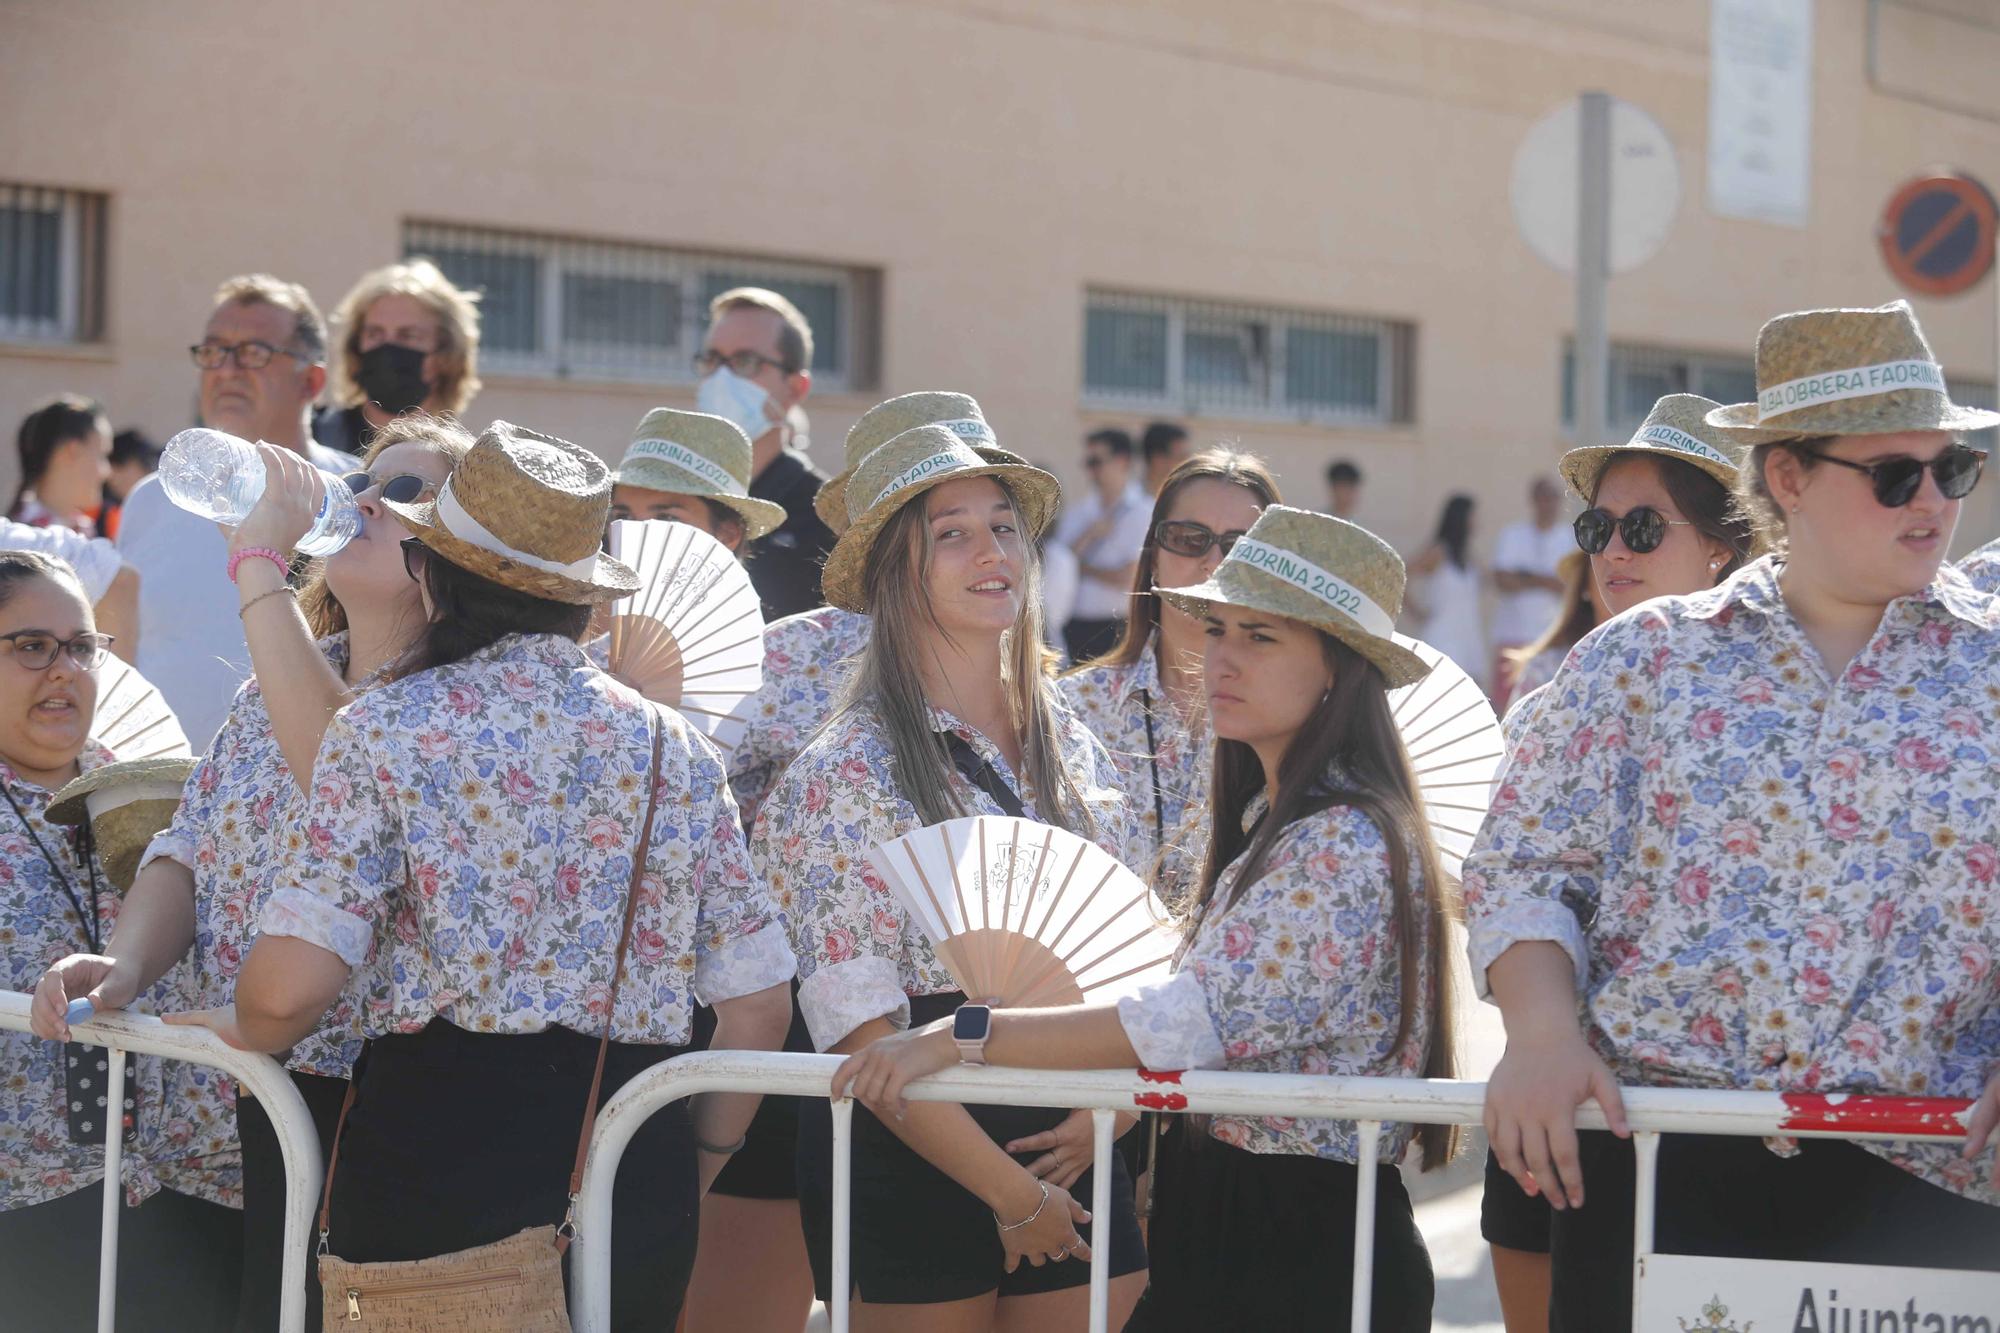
830,1019,957,1121
1963,1070,2000,1187
1483,1027,1629,1212
1006,1109,1139,1190
28,952,141,1041
162,1004,252,1050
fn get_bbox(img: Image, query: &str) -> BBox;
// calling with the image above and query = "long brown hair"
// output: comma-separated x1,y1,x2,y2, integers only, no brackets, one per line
1073,448,1281,674
837,479,1093,835
1505,550,1596,679
1195,632,1460,1168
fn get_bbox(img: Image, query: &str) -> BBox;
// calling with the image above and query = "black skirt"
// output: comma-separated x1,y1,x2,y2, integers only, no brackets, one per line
1549,1131,2000,1333
794,992,1148,1305
235,1066,349,1333
1125,1120,1433,1333
324,1020,696,1333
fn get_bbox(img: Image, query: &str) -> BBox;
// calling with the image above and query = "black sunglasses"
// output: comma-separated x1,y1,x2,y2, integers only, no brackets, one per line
1573,505,1690,555
343,472,434,505
400,537,428,584
1802,442,1986,508
1154,519,1247,559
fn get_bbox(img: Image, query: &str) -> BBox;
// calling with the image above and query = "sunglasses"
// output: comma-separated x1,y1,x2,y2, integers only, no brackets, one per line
1573,506,1690,555
0,630,114,671
1802,442,1985,508
342,472,435,505
400,537,429,584
1154,519,1247,559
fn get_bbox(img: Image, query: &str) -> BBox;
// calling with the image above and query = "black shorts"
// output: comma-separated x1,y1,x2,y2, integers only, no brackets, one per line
1550,1131,2000,1333
1126,1120,1432,1333
237,1067,349,1333
689,986,811,1200
1479,1147,1551,1254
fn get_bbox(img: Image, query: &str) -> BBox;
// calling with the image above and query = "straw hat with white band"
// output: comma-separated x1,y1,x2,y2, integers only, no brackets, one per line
1560,393,1742,500
1704,300,2000,444
814,391,1027,533
386,420,640,606
820,423,1060,613
1159,505,1432,689
46,757,198,893
615,408,789,539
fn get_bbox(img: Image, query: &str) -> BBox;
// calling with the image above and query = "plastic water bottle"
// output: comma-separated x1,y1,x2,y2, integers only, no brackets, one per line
157,427,360,557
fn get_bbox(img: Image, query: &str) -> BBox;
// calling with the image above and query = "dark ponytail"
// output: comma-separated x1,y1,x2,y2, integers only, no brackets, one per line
13,395,106,517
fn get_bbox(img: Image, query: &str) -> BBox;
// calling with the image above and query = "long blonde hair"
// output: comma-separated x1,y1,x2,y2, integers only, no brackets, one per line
835,481,1093,836
329,259,483,415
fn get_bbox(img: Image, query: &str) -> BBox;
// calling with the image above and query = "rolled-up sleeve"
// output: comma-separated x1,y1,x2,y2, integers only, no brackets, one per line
685,741,796,1004
1118,971,1226,1071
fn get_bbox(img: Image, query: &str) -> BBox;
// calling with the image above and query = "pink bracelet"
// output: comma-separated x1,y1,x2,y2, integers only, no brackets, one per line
228,547,290,584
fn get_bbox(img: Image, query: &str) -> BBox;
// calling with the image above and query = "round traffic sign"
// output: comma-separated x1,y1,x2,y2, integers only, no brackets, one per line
1877,172,1997,297
1510,96,1681,275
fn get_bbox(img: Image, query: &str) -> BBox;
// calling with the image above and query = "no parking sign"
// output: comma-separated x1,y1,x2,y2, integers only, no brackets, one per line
1877,172,1998,297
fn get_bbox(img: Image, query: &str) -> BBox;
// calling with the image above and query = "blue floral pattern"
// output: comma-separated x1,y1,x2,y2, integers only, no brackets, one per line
727,606,871,830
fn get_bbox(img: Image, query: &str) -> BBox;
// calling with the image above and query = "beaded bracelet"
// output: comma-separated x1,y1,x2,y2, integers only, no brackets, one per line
228,547,289,584
994,1179,1050,1233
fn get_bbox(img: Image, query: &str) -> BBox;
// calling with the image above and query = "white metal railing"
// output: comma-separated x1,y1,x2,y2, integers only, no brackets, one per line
0,992,322,1333
569,1050,1981,1333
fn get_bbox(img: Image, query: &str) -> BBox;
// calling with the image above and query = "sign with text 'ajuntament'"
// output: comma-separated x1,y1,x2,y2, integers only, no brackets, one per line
1637,1254,2000,1333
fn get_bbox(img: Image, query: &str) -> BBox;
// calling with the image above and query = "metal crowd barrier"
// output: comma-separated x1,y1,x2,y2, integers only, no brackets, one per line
0,991,323,1333
569,1050,1981,1333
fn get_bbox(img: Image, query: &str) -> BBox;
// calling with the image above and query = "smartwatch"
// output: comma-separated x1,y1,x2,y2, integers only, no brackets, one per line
952,1003,994,1065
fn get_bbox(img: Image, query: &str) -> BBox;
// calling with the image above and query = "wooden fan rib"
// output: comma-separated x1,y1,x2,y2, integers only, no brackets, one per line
1389,680,1452,730
669,593,761,649
673,632,768,673
1397,697,1489,750
1008,862,1129,1002
1075,949,1180,996
1404,731,1503,765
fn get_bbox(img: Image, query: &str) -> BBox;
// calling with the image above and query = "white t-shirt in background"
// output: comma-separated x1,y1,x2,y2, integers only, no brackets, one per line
1053,481,1153,621
0,519,125,603
1490,518,1573,647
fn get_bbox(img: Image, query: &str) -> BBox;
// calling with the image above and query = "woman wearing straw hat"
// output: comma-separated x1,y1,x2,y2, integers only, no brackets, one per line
1060,447,1281,907
0,551,242,1329
752,423,1149,1328
832,505,1459,1332
609,407,789,553
1471,302,2000,1329
188,422,797,1327
33,413,471,1331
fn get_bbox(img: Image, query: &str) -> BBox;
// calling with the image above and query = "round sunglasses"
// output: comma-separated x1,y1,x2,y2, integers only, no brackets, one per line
341,471,435,505
1573,505,1690,555
1154,519,1248,559
1802,442,1985,508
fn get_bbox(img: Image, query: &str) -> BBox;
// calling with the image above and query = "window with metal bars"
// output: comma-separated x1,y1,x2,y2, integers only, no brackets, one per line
0,184,107,345
1082,290,1414,425
404,222,878,389
1560,342,1758,437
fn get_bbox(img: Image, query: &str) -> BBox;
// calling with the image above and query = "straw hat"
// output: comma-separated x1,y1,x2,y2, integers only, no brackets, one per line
815,391,1027,532
1159,505,1431,688
1704,300,2000,444
45,757,197,893
1560,394,1742,499
614,409,788,539
387,420,640,605
820,424,1060,613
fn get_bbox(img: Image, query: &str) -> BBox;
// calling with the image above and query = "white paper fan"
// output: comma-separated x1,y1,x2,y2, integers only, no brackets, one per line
869,816,1177,1008
91,656,192,759
1387,633,1504,878
604,520,765,751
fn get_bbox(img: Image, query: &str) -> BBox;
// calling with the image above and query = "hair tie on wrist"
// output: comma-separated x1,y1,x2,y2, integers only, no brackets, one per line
228,547,290,584
694,1132,747,1156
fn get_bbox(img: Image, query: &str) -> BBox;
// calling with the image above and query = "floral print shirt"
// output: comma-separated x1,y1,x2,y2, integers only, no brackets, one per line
260,634,794,1045
1464,557,2000,1203
1117,798,1434,1161
751,698,1135,1052
1959,538,2000,595
1058,637,1210,907
727,606,871,830
1,744,234,1210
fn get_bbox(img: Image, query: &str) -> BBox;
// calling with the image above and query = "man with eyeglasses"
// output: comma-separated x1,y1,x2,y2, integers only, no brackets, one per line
694,287,836,620
115,274,357,748
1052,427,1151,664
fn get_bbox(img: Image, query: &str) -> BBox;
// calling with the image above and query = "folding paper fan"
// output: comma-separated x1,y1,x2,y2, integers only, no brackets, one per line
1387,633,1504,878
868,817,1177,1008
604,520,765,751
90,656,192,760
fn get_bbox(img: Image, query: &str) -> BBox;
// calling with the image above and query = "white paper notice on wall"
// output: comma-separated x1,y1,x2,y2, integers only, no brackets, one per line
1636,1254,2000,1332
1708,0,1814,227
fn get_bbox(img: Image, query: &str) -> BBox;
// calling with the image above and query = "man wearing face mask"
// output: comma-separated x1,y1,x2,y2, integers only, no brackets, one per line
696,287,837,620
315,259,483,456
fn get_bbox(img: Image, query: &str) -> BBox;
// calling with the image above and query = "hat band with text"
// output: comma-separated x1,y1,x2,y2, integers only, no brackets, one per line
624,438,745,495
1631,425,1733,467
1224,538,1396,637
868,446,984,512
435,483,603,580
1756,358,1946,422
935,417,997,447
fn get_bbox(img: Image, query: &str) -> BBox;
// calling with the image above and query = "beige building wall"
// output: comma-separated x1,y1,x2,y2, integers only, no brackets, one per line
5,0,2000,573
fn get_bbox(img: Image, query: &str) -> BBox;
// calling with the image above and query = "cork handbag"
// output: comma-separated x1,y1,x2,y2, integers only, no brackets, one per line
315,722,664,1330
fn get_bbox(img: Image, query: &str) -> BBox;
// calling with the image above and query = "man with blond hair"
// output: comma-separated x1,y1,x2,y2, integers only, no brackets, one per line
315,257,483,455
117,274,357,747
694,286,836,618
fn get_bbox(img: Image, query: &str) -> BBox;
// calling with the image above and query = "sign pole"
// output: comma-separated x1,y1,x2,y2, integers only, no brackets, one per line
1577,91,1612,451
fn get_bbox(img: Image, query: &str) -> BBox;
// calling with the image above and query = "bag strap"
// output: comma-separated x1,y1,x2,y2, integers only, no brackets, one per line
939,730,1027,819
316,713,667,1258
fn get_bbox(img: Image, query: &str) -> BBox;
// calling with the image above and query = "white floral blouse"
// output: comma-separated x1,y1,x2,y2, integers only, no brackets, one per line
751,697,1135,1052
1117,797,1434,1161
727,606,871,830
259,634,794,1045
1465,557,2000,1203
1058,637,1210,906
1959,538,2000,595
1,744,235,1210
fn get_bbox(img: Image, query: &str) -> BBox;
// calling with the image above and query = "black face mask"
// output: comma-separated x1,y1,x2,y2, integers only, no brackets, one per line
355,343,430,415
